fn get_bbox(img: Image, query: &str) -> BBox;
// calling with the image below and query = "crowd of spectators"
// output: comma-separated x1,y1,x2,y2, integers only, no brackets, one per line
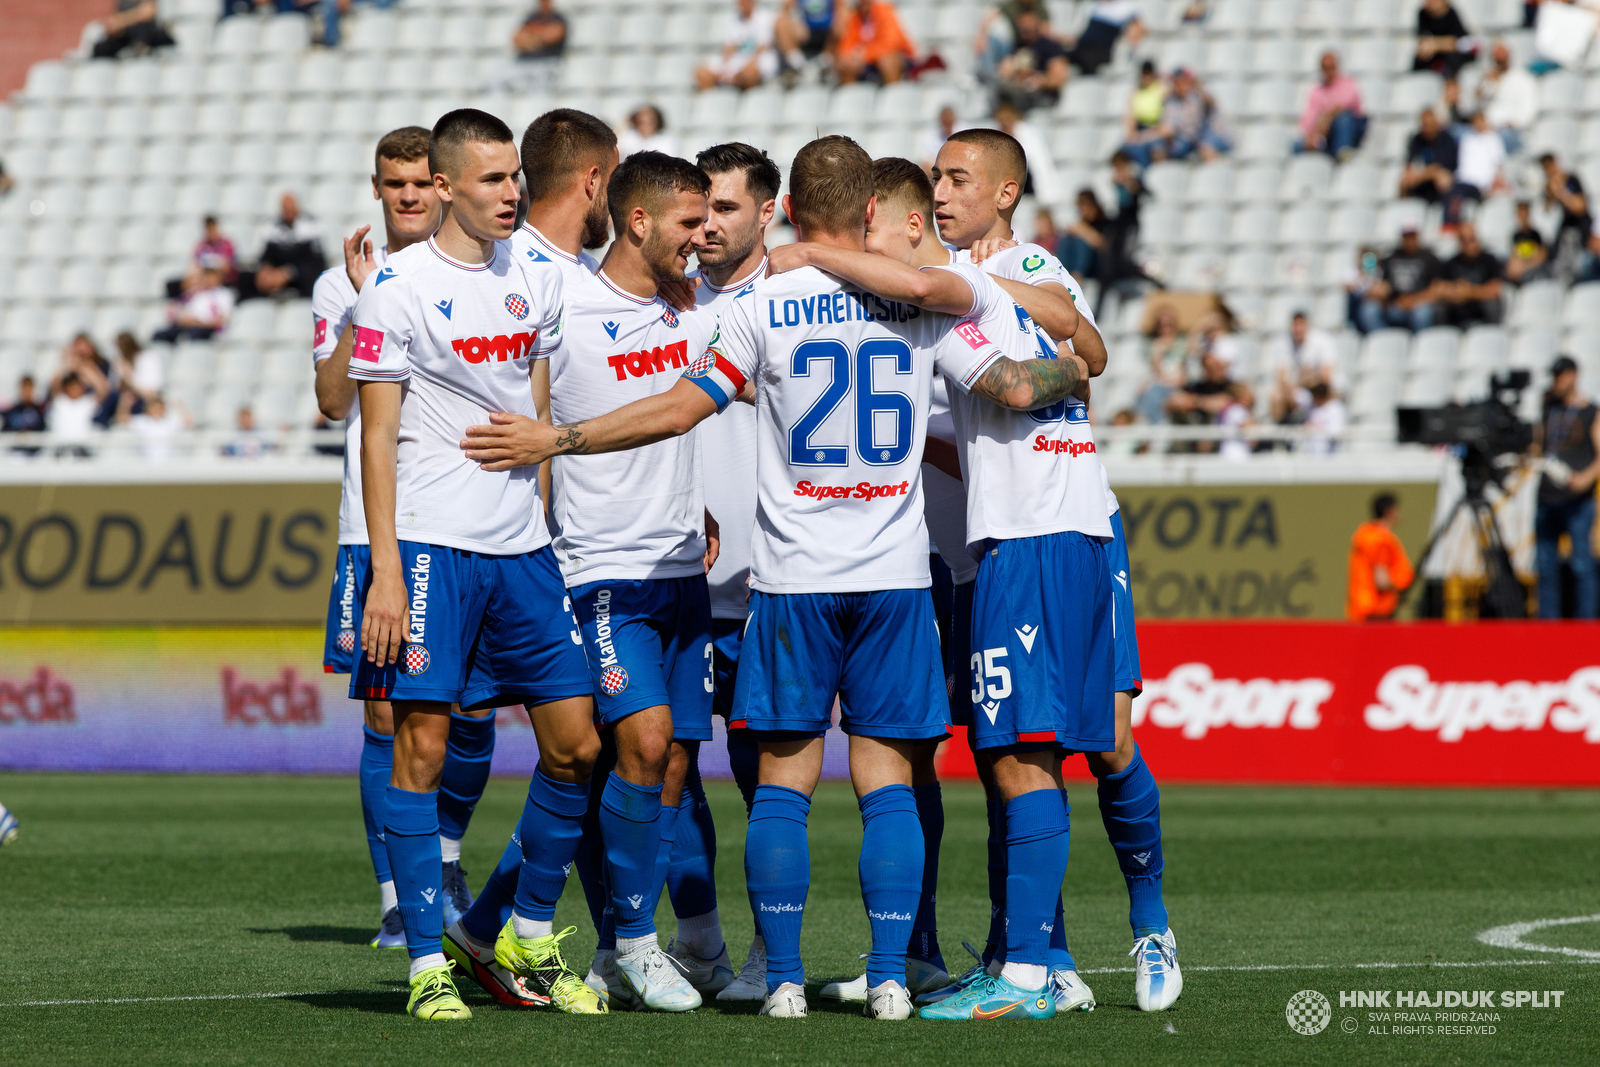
1118,62,1231,168
975,0,1144,111
692,0,924,92
1,332,173,456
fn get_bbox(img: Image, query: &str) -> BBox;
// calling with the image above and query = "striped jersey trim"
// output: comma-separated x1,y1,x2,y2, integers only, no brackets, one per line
701,257,767,294
596,271,657,305
521,224,579,263
428,238,493,272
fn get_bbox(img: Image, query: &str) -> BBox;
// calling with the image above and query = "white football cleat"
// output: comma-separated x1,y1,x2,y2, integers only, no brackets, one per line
758,981,809,1017
822,956,950,1002
1131,929,1183,1011
820,973,868,1002
716,940,768,1002
665,937,735,994
584,950,640,1011
1049,968,1096,1012
863,980,913,1020
616,944,703,1012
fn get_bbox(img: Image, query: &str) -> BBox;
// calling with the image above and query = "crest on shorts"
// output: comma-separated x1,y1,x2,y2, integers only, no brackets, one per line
601,666,629,695
505,293,530,320
337,629,356,654
402,644,431,675
660,306,679,328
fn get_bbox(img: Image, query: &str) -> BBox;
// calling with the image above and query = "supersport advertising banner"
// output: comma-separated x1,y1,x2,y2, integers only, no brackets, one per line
2,623,1595,784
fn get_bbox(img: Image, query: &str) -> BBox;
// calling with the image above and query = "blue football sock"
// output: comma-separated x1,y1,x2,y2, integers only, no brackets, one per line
600,773,664,938
359,726,393,884
909,781,945,969
858,784,924,989
653,789,683,916
576,734,618,940
1097,746,1168,937
745,784,810,992
1048,893,1077,972
462,814,527,943
384,786,443,959
983,784,1006,965
727,729,760,814
1002,788,1070,972
668,753,719,919
512,767,590,922
437,712,495,842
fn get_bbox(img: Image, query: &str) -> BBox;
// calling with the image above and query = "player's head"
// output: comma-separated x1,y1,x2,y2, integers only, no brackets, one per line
695,142,780,273
784,135,875,244
1372,492,1399,524
864,156,936,265
607,150,711,284
430,109,521,242
521,108,620,249
931,127,1026,248
372,126,440,243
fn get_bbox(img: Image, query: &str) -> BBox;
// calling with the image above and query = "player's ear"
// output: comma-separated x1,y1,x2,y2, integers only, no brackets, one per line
907,210,923,244
371,173,380,201
863,194,876,230
996,178,1020,213
759,198,776,228
782,193,796,229
433,171,453,204
630,205,651,241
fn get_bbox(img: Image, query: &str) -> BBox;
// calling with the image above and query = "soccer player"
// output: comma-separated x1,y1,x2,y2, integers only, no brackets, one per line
312,126,496,948
348,109,600,1020
681,141,780,1003
933,127,1179,1012
461,135,1086,1021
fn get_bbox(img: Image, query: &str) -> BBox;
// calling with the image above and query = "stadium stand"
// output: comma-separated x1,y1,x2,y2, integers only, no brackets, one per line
1,0,1598,443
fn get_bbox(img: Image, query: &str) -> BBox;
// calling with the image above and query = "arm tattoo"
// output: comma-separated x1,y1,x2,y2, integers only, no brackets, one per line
972,356,1082,411
553,423,592,455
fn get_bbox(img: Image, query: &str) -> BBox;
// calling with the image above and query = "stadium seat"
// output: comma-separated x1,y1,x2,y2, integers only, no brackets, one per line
1184,161,1235,205
1357,329,1410,376
1409,327,1460,373
1278,205,1329,248
21,61,69,103
1511,280,1565,328
66,61,117,104
61,103,104,141
1563,282,1600,327
228,301,276,343
1228,206,1280,247
1509,326,1560,370
1223,250,1273,291
167,341,218,387
1179,208,1230,247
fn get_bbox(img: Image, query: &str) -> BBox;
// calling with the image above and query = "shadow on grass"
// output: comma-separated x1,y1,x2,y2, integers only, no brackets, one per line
247,926,375,946
283,989,409,1015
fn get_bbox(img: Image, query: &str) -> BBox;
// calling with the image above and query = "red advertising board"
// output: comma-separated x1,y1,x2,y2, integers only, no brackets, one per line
938,622,1600,786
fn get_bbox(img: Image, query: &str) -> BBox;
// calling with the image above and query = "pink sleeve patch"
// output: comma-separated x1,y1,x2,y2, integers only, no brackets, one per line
955,322,990,349
353,326,384,362
313,317,327,347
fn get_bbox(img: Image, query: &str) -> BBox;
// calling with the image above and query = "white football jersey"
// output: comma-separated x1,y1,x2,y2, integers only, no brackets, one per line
682,264,1004,594
311,247,388,546
953,241,1069,290
923,377,976,584
550,270,719,585
348,237,564,554
512,222,600,289
690,257,765,619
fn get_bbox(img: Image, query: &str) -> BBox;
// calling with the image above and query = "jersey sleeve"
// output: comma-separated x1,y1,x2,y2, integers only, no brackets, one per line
934,313,1006,395
1011,243,1068,288
528,261,565,361
681,298,753,411
347,270,414,383
310,268,352,366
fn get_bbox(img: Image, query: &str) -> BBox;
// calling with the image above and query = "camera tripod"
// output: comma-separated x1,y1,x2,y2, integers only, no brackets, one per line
1400,450,1528,619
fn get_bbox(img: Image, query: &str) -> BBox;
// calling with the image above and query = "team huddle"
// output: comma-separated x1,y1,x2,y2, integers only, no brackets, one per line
313,107,1180,1022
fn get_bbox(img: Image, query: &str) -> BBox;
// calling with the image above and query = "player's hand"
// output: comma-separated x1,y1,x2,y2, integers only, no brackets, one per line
461,411,557,470
968,237,1018,265
765,243,812,276
659,276,700,312
703,509,721,574
345,225,377,291
361,569,410,666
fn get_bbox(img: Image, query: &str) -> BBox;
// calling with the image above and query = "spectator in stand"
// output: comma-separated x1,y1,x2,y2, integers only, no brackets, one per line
1399,108,1458,206
1541,153,1593,282
1164,341,1236,451
618,106,678,159
115,331,163,401
1445,110,1506,226
1031,206,1058,253
1296,51,1367,160
1135,304,1187,424
48,357,110,457
1064,0,1145,77
919,105,957,175
222,405,270,459
776,0,838,83
1439,222,1505,326
974,0,1053,85
118,392,190,462
1414,0,1475,78
995,10,1069,111
1267,310,1340,425
992,100,1062,204
1217,381,1256,460
1476,40,1538,154
1506,200,1549,284
237,193,325,300
1347,493,1414,621
1345,245,1384,330
1302,382,1347,455
1058,187,1110,285
167,215,237,299
696,0,780,90
2,376,46,434
92,1,175,59
835,0,915,86
508,0,568,88
1119,61,1170,169
154,267,234,343
1359,224,1444,333
1534,356,1600,618
1164,67,1232,162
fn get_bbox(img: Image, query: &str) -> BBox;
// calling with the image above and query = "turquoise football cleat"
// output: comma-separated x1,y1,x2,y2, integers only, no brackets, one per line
918,973,1056,1021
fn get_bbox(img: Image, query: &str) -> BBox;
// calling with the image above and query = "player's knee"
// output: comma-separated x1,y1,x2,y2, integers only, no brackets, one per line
542,733,601,781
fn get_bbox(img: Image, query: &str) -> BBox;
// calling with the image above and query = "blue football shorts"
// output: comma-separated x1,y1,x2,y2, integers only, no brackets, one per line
569,575,715,742
349,542,591,710
730,588,949,742
1108,510,1143,696
322,543,369,675
711,616,747,723
967,530,1114,753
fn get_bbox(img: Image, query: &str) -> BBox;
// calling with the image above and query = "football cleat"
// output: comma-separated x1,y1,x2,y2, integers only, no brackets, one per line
1049,969,1096,1012
758,981,809,1017
863,980,913,1020
665,937,735,994
918,973,1055,1021
0,803,18,847
716,941,768,1002
493,922,607,1014
914,942,988,1006
822,955,950,1002
1132,929,1183,1011
371,906,407,950
406,965,472,1021
616,944,703,1012
584,950,640,1011
443,920,547,1009
440,861,473,929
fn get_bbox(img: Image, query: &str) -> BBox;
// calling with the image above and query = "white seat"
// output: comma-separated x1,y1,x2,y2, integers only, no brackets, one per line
1329,161,1380,204
212,14,259,57
1460,324,1510,372
228,302,275,342
1388,74,1443,119
46,141,95,181
1235,123,1291,162
66,61,117,103
1280,153,1334,201
260,12,311,56
1228,206,1280,246
197,99,241,137
346,10,400,52
273,300,313,344
175,176,222,216
60,103,103,140
1399,369,1452,406
1057,79,1106,123
1508,326,1559,370
147,101,196,138
1184,161,1236,205
1278,205,1329,247
167,342,217,386
1408,327,1460,373
1223,250,1273,290
1179,208,1230,247
21,61,69,102
1512,280,1565,327
1232,164,1281,204
1563,282,1600,327
103,101,151,139
156,60,205,100
1539,70,1583,115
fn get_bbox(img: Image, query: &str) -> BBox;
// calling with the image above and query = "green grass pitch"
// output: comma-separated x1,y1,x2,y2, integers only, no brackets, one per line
0,774,1596,1066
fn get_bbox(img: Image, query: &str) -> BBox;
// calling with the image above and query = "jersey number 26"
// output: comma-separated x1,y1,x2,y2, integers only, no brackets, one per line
789,338,914,466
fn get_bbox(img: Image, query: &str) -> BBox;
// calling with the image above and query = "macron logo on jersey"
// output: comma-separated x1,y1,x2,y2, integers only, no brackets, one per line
607,339,690,381
434,299,453,320
602,320,620,340
313,317,327,347
451,333,538,364
955,322,991,349
372,267,396,286
352,326,384,362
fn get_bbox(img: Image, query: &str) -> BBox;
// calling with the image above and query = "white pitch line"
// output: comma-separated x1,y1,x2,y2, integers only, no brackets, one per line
0,989,390,1008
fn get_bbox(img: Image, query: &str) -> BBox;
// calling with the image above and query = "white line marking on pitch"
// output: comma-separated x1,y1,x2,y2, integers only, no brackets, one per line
1476,914,1600,960
0,990,390,1008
